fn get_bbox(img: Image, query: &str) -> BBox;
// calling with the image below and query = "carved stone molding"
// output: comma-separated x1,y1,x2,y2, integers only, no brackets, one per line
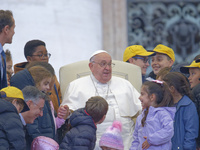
127,0,200,63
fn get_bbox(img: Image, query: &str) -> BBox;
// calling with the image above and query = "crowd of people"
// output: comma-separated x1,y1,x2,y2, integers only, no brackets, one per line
0,9,200,150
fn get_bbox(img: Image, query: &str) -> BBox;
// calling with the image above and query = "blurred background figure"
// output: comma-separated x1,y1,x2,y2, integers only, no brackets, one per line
5,49,14,86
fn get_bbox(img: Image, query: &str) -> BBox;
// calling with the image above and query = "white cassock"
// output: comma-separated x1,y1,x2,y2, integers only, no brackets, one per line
61,74,142,150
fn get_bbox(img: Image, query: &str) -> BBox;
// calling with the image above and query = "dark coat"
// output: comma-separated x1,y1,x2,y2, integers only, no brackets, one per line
191,84,200,147
148,71,157,79
0,99,26,150
60,108,97,150
172,95,199,150
10,68,35,89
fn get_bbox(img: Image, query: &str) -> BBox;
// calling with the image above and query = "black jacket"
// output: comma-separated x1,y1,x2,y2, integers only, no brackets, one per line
60,108,97,150
0,99,26,150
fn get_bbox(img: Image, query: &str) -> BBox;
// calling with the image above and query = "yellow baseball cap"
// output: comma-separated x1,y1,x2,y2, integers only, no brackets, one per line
0,86,29,111
153,44,175,62
123,45,155,62
180,60,200,74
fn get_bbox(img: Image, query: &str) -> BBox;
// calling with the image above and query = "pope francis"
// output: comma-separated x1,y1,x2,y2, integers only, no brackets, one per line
61,50,142,149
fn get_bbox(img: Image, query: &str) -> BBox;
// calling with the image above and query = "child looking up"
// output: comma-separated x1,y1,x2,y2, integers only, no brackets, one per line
60,96,108,150
99,120,124,150
163,72,199,150
130,80,175,150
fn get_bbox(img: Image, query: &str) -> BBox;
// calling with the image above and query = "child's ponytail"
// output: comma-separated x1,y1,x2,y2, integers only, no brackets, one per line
141,107,149,127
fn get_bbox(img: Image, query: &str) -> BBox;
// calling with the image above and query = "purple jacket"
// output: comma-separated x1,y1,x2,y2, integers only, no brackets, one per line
130,106,176,150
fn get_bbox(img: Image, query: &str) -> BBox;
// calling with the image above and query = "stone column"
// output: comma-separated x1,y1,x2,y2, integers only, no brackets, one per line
102,0,128,60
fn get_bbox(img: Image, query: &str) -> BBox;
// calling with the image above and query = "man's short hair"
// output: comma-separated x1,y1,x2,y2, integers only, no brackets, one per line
22,86,46,103
0,10,13,33
24,40,46,59
85,96,108,123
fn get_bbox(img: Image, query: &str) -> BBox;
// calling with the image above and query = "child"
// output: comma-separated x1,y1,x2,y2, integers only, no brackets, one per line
0,86,29,150
31,136,59,150
163,72,199,150
180,59,200,148
180,60,200,89
60,96,108,150
99,120,124,150
148,44,175,79
5,49,13,86
130,80,175,150
123,45,155,83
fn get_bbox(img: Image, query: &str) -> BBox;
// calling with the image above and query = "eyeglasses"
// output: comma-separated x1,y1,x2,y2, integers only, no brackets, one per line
92,61,115,68
31,53,51,59
132,56,149,63
33,102,44,112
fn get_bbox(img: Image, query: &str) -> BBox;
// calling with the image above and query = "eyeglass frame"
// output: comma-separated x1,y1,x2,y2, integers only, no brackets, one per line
91,61,115,68
132,56,149,63
31,53,51,59
33,102,44,112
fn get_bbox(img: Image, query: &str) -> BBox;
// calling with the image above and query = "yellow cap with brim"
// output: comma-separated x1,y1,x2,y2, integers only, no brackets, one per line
0,86,30,112
153,44,175,62
123,45,155,62
180,61,200,74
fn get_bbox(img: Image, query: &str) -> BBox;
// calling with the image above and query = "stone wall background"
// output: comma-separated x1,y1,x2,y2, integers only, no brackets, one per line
1,0,103,79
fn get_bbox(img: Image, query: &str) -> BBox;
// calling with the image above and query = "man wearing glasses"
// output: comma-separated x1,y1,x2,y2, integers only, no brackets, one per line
61,50,142,150
20,86,46,125
13,40,62,112
123,45,155,83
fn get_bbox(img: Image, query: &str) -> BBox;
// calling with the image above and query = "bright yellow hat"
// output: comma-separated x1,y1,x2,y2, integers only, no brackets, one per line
0,86,24,100
180,60,200,74
123,45,154,62
0,86,30,112
153,44,175,62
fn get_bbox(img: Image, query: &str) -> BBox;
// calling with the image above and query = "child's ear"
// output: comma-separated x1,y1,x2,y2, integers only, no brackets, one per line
26,56,32,62
169,86,175,93
169,59,174,67
150,94,156,102
96,115,106,125
11,99,18,105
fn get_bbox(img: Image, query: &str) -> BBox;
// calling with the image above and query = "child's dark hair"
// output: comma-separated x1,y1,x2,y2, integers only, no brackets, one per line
85,96,108,123
24,40,46,59
162,72,193,99
141,81,173,127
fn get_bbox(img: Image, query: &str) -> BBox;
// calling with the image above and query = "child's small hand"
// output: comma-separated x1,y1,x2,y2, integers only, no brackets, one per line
142,136,150,150
57,105,70,120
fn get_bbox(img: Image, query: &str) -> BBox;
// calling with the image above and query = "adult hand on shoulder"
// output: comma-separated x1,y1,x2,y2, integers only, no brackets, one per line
57,105,70,120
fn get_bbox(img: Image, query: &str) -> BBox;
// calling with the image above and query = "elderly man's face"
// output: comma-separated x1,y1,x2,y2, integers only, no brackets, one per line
89,52,112,83
23,98,45,124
